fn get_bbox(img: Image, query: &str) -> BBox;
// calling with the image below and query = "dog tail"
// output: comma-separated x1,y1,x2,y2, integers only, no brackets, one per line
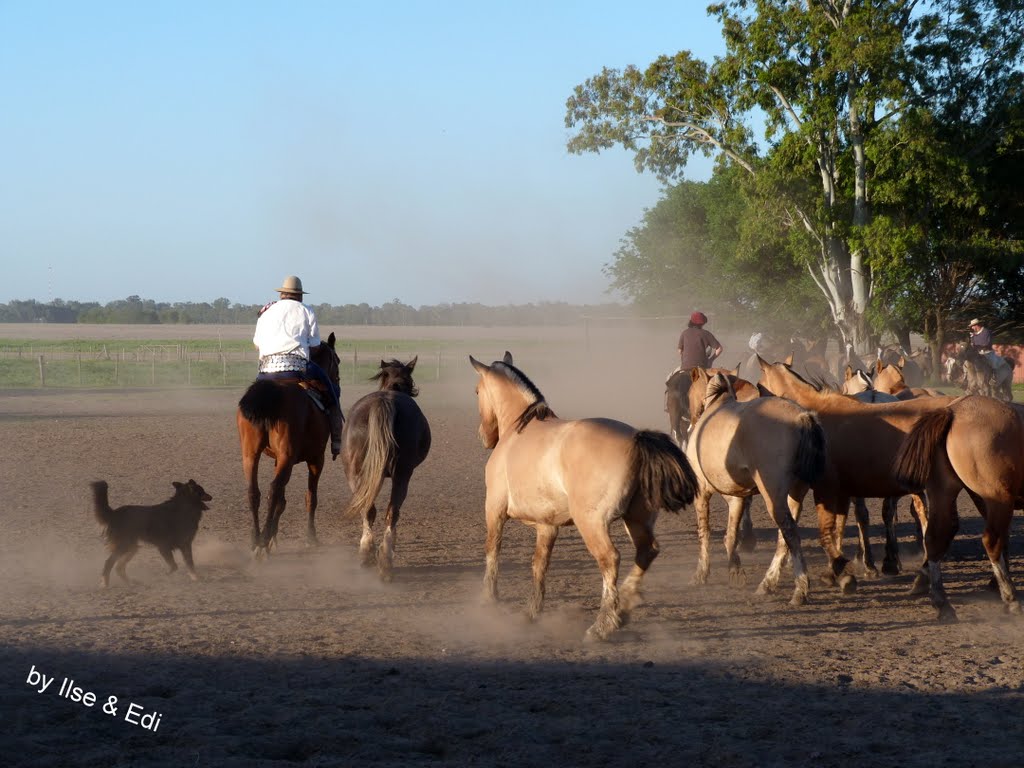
90,480,116,536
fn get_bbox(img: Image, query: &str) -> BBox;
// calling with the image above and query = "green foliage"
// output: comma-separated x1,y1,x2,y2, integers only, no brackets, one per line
566,0,1024,350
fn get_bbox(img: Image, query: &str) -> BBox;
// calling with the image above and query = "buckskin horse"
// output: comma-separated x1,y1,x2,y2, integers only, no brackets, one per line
237,333,340,556
755,356,956,591
895,395,1024,620
470,352,697,641
686,371,825,606
340,357,431,581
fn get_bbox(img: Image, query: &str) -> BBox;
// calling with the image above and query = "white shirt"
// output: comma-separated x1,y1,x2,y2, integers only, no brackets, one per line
253,299,321,360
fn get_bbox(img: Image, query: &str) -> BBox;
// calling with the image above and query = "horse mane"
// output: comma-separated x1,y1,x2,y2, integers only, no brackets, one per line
493,360,557,432
704,373,733,405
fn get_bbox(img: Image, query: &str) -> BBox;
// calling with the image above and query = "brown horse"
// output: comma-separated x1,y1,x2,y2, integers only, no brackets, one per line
340,357,431,581
838,363,928,571
665,362,756,448
756,356,955,589
872,361,945,399
687,372,825,605
470,352,698,641
878,346,925,388
237,333,340,555
894,395,1024,620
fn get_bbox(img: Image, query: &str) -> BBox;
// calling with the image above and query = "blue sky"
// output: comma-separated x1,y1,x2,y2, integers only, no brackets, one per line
0,2,724,307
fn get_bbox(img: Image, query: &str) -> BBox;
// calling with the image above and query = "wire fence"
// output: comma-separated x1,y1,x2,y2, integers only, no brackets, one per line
0,346,464,389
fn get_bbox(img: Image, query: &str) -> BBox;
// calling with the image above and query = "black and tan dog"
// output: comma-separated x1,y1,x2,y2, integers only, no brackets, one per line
91,479,212,587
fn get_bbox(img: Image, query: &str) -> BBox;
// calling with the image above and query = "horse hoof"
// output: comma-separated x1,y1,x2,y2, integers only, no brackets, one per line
936,603,959,624
306,536,320,548
252,547,268,561
755,581,777,596
882,559,901,576
818,571,837,587
1007,601,1023,615
739,537,757,554
838,574,857,594
789,592,808,607
862,565,879,579
728,568,747,586
908,574,930,596
378,569,393,583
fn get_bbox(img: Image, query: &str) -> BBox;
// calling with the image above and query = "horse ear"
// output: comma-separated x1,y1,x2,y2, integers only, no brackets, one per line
380,359,387,369
407,355,417,370
690,367,701,383
844,364,854,380
898,355,906,367
875,359,884,374
784,352,794,366
469,355,489,374
756,354,769,370
172,481,184,490
327,332,336,348
502,351,514,365
734,360,742,375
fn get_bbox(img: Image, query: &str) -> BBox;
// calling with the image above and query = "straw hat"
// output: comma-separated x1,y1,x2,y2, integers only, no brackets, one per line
276,275,307,295
968,318,981,328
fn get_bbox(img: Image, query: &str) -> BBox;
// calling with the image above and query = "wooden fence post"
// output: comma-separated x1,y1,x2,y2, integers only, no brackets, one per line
436,348,441,381
151,357,156,385
38,355,45,387
222,354,227,385
353,348,358,383
78,354,82,386
187,356,192,385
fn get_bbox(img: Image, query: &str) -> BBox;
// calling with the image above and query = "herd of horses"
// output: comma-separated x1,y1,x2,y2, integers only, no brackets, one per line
234,336,1024,641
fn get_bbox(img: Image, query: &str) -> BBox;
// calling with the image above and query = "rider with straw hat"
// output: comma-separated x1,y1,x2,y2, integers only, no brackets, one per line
253,275,343,459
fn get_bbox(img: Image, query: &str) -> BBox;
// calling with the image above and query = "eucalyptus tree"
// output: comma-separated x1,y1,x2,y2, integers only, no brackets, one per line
565,0,1021,354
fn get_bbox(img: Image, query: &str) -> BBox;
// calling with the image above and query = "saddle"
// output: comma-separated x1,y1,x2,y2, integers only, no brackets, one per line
258,372,329,412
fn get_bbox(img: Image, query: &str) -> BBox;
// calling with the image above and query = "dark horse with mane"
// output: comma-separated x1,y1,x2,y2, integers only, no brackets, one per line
237,333,340,556
341,357,431,581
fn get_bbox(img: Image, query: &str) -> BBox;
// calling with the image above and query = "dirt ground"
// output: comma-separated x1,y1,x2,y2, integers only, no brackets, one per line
2,331,1023,767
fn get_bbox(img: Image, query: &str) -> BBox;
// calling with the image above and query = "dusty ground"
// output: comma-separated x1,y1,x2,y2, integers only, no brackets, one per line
1,329,1023,767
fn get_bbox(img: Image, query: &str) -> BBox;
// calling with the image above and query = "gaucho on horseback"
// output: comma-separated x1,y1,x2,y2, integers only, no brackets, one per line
253,275,344,458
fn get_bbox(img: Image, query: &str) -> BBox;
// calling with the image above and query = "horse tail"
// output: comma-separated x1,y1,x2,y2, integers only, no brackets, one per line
238,379,285,431
793,411,827,485
632,430,698,513
893,408,954,491
344,398,398,519
90,480,116,539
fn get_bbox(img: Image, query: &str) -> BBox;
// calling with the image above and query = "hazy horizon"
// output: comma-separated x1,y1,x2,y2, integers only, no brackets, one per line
1,2,721,309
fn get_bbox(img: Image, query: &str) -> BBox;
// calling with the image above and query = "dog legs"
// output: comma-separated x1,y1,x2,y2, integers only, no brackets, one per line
103,545,138,586
180,542,201,581
158,546,179,574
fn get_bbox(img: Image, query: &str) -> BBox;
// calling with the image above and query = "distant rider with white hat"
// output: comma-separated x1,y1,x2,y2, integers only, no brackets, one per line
253,275,343,459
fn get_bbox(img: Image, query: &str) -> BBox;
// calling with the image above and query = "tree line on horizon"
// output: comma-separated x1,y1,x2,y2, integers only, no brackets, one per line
0,296,629,327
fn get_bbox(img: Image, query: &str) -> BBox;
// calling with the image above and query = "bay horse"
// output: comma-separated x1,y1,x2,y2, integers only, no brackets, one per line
340,357,431,581
756,356,955,589
895,395,1024,620
470,352,698,641
839,363,927,570
237,333,340,555
665,362,756,448
687,372,825,605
